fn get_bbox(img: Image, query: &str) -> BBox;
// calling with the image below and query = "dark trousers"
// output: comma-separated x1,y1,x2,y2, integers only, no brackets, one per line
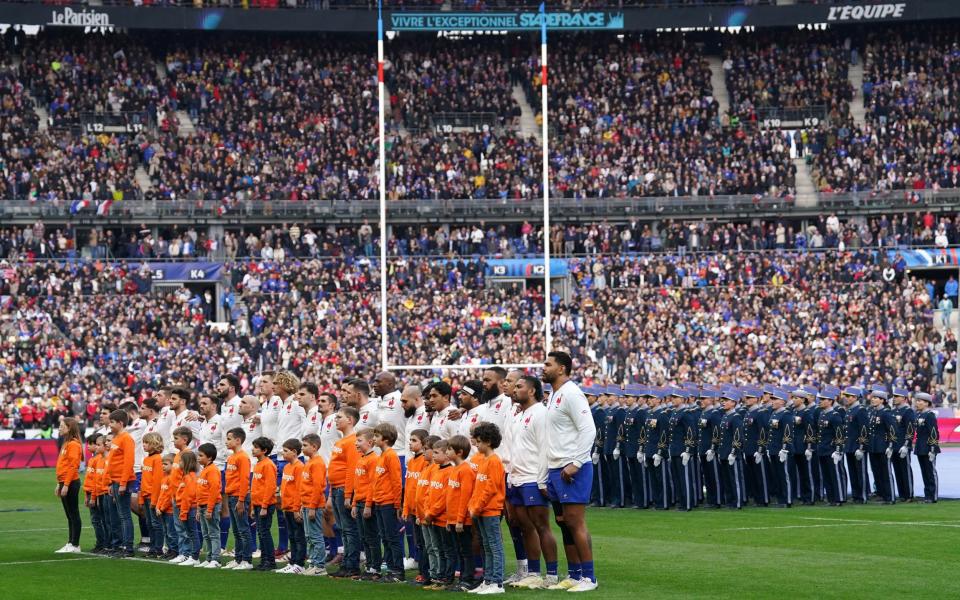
598,454,613,505
744,453,771,505
868,452,896,502
692,454,704,504
892,451,914,500
435,525,457,582
796,452,820,503
375,506,404,577
590,455,602,505
356,502,381,572
818,455,847,504
452,526,476,585
701,454,722,507
846,453,870,503
58,480,82,546
917,454,939,501
626,457,648,508
142,498,164,553
603,454,626,507
669,455,695,511
770,453,794,506
88,495,107,549
257,506,276,567
720,455,745,509
283,510,306,567
414,523,429,579
645,456,669,509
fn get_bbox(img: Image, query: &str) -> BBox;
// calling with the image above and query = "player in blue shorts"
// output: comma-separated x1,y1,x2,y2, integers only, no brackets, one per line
542,352,599,593
505,375,559,590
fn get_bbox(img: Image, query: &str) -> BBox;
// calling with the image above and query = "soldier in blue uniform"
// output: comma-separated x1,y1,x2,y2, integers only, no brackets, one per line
866,387,897,504
680,385,704,506
890,387,916,502
742,387,771,507
602,386,628,508
764,387,793,507
698,388,723,508
717,389,745,510
643,390,671,510
587,387,605,507
667,389,698,511
623,386,648,509
841,386,870,504
816,386,847,506
913,393,940,503
798,386,822,504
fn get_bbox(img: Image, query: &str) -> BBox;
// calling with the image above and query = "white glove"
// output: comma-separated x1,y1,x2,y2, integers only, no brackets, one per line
778,449,788,463
832,451,842,465
885,447,893,459
612,447,621,461
681,452,690,466
637,451,645,463
705,449,715,463
653,454,662,467
591,451,599,465
804,449,813,461
754,451,762,465
898,446,908,459
727,454,736,466
854,449,864,461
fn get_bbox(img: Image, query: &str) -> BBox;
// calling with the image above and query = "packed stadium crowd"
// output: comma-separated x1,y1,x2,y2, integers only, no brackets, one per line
3,25,960,204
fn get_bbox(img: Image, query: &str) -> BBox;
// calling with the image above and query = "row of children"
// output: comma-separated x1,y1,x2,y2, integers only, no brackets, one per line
56,406,510,594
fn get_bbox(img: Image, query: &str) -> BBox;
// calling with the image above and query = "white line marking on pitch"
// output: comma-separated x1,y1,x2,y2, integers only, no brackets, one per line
0,528,65,533
722,524,874,531
0,557,99,567
799,517,960,528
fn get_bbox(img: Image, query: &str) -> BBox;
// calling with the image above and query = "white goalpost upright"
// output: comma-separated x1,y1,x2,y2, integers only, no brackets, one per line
377,2,552,373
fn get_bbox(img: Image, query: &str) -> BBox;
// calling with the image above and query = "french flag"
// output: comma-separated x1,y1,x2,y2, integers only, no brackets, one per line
96,199,112,216
70,199,90,214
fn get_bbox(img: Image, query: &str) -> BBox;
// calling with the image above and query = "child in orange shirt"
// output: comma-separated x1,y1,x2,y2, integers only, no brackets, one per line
423,439,455,589
468,423,507,593
54,417,83,554
371,423,404,582
105,409,135,556
154,454,177,559
174,450,201,565
352,429,380,580
328,407,361,578
300,433,327,576
224,428,253,570
279,438,306,574
84,433,107,553
139,432,165,557
167,426,193,563
446,435,479,591
196,443,223,567
250,437,277,571
403,429,430,584
415,435,440,585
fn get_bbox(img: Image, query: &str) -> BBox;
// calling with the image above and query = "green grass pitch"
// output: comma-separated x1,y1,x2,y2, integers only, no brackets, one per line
1,469,956,598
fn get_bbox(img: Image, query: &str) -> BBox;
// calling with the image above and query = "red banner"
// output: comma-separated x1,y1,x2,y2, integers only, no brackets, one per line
940,418,960,444
0,439,61,469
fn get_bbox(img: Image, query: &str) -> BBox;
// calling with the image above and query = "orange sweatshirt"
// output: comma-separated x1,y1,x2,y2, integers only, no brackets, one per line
468,451,484,474
196,464,222,516
168,450,184,497
468,454,505,518
177,472,198,521
280,461,304,513
372,447,403,508
156,475,174,514
402,453,425,519
300,455,327,509
425,463,453,527
446,461,476,527
328,433,359,495
139,453,163,504
251,457,277,508
56,439,82,484
225,450,251,498
353,451,377,505
415,462,437,521
84,454,102,497
95,457,110,497
106,430,135,485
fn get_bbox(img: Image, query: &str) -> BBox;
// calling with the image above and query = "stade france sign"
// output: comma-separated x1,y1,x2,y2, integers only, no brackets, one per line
0,0,953,32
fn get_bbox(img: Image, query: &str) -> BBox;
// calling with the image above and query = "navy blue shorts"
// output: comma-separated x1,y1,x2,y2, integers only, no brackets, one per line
128,472,142,494
507,483,549,507
546,463,593,505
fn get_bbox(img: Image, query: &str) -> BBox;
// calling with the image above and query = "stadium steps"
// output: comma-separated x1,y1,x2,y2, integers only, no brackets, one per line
135,166,153,193
707,56,730,117
384,84,409,137
33,103,49,132
513,85,541,141
175,111,197,138
792,158,818,208
933,310,960,333
848,60,867,128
